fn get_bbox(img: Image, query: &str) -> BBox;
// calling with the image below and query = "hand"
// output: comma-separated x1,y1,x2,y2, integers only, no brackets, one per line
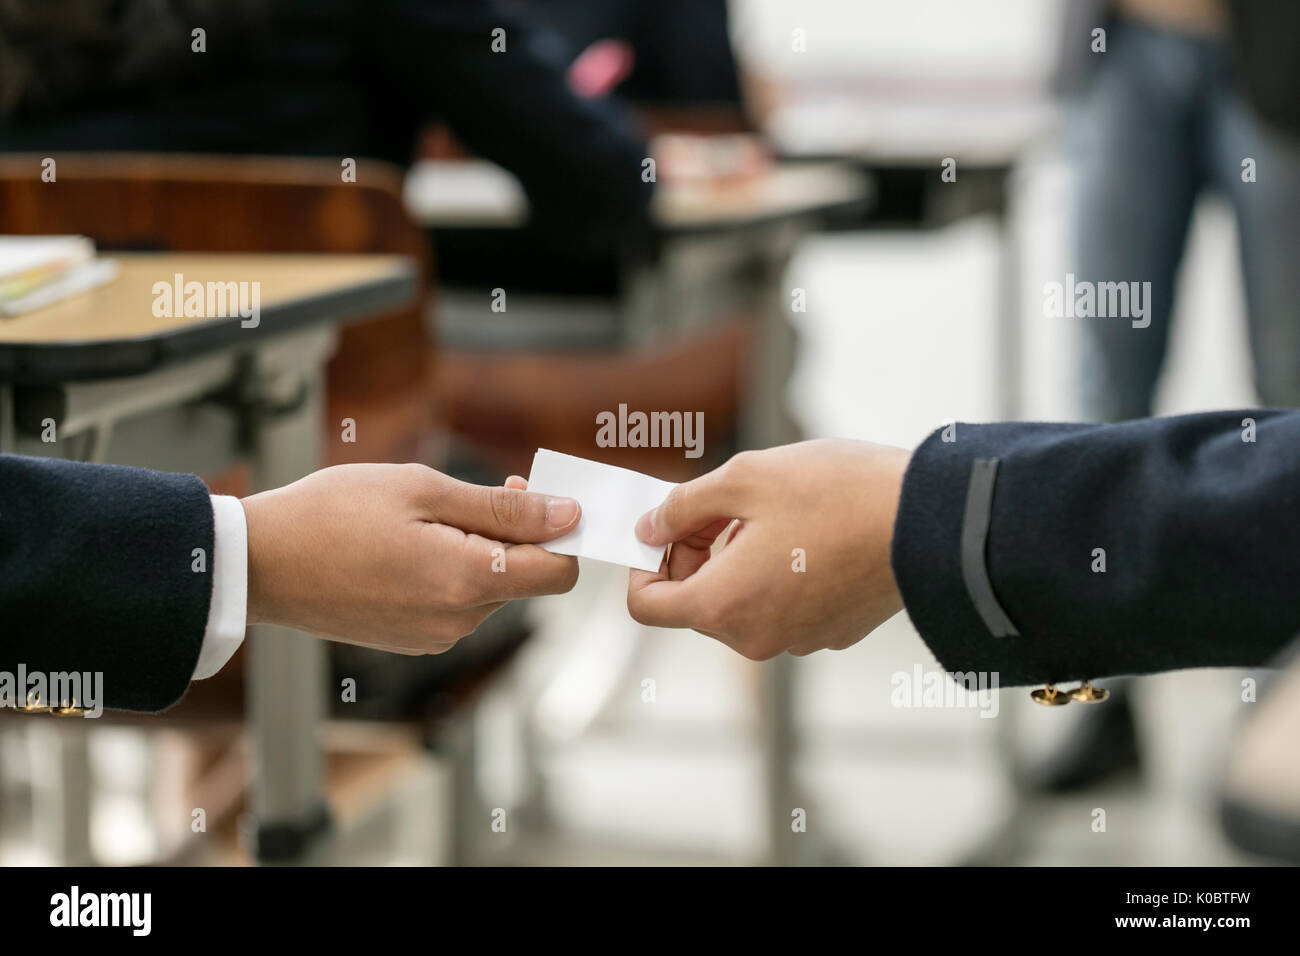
241,465,579,654
627,439,910,659
566,38,636,98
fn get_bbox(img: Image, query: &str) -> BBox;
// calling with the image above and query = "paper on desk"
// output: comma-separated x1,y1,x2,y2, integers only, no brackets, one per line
0,258,118,317
525,449,676,572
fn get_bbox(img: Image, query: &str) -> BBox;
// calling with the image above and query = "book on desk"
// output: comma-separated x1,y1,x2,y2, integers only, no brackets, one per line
0,235,119,318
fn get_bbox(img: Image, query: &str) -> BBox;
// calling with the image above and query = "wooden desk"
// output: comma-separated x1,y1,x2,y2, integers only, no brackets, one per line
0,253,415,383
652,161,872,236
0,252,416,864
403,158,871,236
410,158,871,353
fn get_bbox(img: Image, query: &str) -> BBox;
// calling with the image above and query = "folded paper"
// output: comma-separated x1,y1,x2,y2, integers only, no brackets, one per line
525,449,676,572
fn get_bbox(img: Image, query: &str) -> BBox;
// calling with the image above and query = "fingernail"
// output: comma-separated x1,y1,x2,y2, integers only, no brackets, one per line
546,497,579,529
635,509,656,542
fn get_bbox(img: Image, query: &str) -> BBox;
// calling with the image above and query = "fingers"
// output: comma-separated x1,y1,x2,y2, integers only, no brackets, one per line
626,544,735,631
667,538,712,581
635,460,747,547
626,569,709,630
671,517,734,552
448,477,580,599
412,517,579,614
436,476,580,544
627,469,748,630
475,543,580,602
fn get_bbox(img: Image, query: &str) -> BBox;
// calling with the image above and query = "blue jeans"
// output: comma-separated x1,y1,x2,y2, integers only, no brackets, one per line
1074,17,1300,421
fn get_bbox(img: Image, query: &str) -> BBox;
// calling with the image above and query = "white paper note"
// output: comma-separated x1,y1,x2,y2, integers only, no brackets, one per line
525,449,676,572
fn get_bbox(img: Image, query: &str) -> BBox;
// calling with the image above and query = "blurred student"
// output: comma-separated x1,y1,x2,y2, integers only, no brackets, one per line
1057,0,1300,420
529,0,747,111
0,454,578,712
0,0,654,289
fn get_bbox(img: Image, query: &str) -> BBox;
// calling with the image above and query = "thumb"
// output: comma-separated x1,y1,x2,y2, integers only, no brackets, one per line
441,480,581,544
636,465,741,546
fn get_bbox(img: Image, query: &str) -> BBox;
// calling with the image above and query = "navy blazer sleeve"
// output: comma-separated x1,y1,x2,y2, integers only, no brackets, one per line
0,455,212,711
891,410,1300,684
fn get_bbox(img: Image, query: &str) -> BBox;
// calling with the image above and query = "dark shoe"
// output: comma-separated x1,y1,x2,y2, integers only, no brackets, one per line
1219,639,1300,864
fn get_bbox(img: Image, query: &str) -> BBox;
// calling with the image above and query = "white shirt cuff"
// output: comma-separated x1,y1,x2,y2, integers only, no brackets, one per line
193,495,249,680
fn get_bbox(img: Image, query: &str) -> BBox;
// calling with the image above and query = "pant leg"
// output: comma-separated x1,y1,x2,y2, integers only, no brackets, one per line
1073,19,1206,422
1204,59,1300,408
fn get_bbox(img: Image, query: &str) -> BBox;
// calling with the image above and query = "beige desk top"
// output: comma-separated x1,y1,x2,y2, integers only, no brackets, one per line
653,162,871,231
404,159,871,233
0,253,413,343
0,253,416,384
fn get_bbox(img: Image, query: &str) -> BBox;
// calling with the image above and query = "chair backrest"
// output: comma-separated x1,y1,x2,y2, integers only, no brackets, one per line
0,153,435,459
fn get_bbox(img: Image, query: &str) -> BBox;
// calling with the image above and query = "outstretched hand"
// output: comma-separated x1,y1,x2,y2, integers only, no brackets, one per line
242,464,579,655
627,440,910,659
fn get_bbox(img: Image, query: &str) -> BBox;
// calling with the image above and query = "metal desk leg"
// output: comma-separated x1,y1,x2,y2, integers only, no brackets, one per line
991,172,1029,847
741,227,806,866
443,712,482,866
995,175,1022,423
0,388,14,856
0,385,14,452
26,723,94,864
740,228,804,448
244,330,336,864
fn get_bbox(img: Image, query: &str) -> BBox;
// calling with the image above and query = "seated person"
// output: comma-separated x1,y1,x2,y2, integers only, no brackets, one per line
529,0,747,112
0,0,654,292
